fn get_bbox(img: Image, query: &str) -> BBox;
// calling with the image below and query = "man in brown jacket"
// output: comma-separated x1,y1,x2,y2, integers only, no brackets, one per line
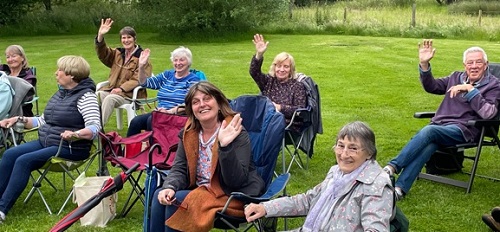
95,18,152,126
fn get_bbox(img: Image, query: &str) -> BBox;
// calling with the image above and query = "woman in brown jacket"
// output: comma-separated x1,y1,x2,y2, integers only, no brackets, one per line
149,81,265,232
94,18,152,126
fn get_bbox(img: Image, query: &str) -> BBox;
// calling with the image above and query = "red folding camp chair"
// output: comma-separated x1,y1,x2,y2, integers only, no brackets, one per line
99,111,188,217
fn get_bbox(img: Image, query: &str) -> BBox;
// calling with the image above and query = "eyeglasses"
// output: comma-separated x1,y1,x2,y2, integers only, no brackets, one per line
333,144,364,156
465,60,485,66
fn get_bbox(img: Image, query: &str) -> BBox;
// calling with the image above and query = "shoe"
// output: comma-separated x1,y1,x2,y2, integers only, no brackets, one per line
394,187,405,201
0,211,5,224
492,207,500,222
383,165,395,176
483,214,500,232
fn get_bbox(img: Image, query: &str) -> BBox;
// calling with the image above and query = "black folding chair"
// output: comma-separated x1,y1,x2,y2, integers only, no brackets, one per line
417,62,500,193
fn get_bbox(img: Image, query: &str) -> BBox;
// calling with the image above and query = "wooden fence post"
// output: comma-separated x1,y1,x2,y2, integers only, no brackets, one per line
343,7,347,24
478,10,482,27
411,3,416,27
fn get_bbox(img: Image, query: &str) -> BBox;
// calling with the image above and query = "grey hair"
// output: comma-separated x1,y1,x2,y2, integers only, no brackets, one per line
119,26,137,39
170,46,192,66
463,46,488,63
336,121,377,160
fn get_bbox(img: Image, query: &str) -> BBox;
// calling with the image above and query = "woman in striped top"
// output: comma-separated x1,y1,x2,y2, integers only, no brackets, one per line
126,46,202,136
0,55,101,222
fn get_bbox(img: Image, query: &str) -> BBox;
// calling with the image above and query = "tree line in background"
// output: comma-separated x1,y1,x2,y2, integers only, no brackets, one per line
1,0,500,39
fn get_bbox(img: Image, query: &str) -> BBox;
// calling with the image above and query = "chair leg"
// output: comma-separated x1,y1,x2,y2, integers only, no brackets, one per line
116,108,123,130
119,172,145,217
125,104,137,127
57,188,74,215
466,139,485,193
24,168,55,214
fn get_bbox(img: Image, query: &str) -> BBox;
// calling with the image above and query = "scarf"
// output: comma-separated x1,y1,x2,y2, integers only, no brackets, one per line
302,161,369,232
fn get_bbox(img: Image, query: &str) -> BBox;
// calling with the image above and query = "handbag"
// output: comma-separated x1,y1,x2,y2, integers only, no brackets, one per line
73,172,117,227
390,206,410,232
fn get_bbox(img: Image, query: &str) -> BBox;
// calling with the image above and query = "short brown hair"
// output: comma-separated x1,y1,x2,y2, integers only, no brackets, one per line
119,26,137,40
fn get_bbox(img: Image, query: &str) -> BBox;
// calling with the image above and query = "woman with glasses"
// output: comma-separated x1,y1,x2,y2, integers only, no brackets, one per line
244,121,394,231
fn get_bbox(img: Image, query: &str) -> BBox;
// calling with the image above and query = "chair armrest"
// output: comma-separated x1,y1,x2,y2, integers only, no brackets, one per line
467,119,500,127
96,81,110,91
119,131,153,144
414,112,435,118
231,173,291,204
23,96,39,105
131,85,145,100
285,107,312,130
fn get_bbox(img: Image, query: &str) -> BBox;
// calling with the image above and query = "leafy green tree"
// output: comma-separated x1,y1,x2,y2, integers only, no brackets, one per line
135,0,287,36
0,0,36,25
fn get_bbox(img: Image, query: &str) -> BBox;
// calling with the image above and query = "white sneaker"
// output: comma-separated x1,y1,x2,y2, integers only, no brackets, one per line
383,165,395,176
0,211,5,223
395,187,405,201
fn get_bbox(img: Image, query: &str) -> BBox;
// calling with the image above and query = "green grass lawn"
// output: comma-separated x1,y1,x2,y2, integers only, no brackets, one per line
0,34,499,231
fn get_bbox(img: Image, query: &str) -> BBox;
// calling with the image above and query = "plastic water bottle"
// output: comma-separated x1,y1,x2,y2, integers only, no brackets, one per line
13,118,25,133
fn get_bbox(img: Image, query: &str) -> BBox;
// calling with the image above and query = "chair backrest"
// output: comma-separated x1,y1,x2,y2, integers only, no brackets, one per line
0,72,14,119
1,72,35,118
230,95,285,187
30,66,39,116
150,111,188,167
483,63,500,138
190,69,207,80
295,73,323,156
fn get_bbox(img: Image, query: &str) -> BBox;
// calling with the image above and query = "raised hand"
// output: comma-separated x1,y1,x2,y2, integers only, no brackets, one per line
98,18,114,37
139,49,150,66
218,114,243,147
253,34,269,59
418,39,436,69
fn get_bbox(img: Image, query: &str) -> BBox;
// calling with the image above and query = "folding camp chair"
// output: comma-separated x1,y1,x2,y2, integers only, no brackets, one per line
0,73,36,150
99,111,187,217
96,69,204,130
282,73,323,173
213,95,290,231
23,138,98,215
417,63,500,193
29,66,40,117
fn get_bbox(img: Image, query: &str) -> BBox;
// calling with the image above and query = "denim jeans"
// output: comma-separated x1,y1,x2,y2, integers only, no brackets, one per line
388,124,466,194
150,188,190,232
0,140,89,214
127,113,152,137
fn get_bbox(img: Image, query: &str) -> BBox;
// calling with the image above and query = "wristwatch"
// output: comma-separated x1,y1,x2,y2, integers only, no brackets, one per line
75,130,81,138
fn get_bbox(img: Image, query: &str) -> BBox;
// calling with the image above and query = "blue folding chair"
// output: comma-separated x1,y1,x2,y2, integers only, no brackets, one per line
213,95,290,231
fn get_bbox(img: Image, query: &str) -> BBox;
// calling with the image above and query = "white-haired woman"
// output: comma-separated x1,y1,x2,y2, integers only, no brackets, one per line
126,46,203,136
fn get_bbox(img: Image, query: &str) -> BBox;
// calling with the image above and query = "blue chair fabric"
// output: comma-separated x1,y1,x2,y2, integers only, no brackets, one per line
213,95,289,231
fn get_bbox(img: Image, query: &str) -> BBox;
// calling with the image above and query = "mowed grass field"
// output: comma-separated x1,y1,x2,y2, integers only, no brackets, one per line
0,34,499,231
